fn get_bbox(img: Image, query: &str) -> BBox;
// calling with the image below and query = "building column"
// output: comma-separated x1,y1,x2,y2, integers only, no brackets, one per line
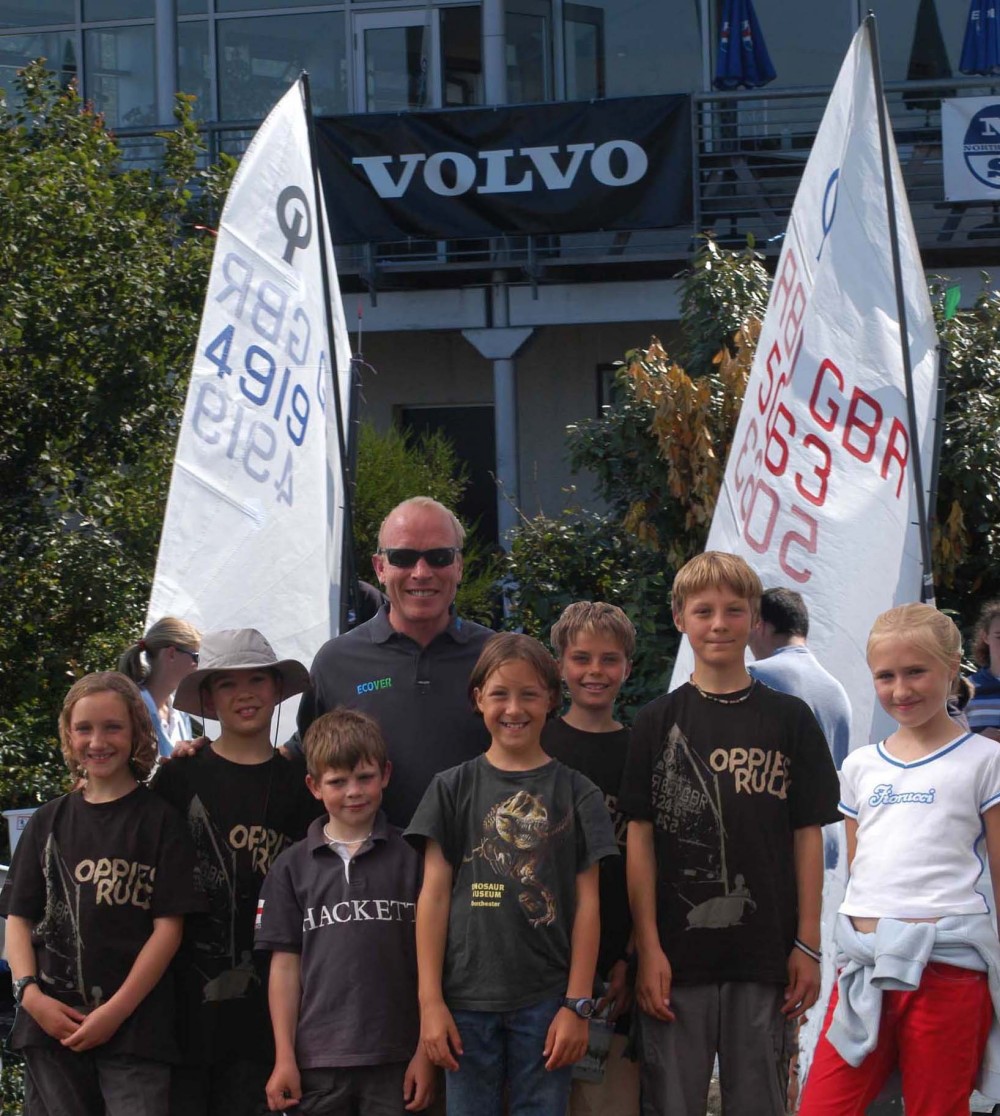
155,0,178,126
463,280,533,545
482,0,506,105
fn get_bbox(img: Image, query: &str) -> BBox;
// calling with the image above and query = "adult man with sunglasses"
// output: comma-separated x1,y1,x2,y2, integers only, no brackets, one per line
297,496,493,826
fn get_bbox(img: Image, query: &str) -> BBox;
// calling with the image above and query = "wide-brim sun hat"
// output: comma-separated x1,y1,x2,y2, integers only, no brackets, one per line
173,628,310,714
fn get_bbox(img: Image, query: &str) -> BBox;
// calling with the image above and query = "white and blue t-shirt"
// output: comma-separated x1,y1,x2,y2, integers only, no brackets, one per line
840,732,1000,919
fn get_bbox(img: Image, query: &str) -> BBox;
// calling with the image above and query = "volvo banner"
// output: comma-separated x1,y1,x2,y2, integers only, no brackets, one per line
315,95,691,243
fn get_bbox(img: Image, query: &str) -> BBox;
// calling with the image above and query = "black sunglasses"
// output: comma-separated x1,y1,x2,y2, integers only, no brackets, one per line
175,647,200,665
377,547,460,569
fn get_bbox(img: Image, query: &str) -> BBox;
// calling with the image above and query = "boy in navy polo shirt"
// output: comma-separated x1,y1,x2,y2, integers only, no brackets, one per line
255,709,434,1114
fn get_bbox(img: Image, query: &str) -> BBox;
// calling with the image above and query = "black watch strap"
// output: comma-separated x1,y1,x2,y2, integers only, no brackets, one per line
562,996,595,1019
14,975,39,1003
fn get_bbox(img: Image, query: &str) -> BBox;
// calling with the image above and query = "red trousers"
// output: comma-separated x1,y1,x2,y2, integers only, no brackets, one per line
799,962,993,1116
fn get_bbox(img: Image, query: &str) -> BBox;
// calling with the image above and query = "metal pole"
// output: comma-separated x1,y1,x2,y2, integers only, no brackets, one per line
927,343,948,537
301,71,356,634
491,272,519,544
865,13,935,606
154,0,178,126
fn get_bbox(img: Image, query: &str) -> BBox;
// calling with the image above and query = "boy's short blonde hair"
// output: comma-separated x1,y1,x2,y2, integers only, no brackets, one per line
303,709,388,780
550,601,636,661
671,551,762,619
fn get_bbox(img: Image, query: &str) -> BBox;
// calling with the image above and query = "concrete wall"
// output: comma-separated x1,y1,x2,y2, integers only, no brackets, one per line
355,317,684,528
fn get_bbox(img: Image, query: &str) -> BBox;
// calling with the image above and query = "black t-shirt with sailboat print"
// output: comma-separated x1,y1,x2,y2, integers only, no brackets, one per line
153,746,321,1063
0,786,202,1062
618,681,840,986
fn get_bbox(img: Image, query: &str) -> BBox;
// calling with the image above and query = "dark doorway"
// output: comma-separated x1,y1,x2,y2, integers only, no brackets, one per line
399,405,498,546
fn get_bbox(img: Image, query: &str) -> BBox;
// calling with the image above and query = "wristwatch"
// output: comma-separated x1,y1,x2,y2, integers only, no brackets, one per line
562,996,596,1019
13,975,39,1004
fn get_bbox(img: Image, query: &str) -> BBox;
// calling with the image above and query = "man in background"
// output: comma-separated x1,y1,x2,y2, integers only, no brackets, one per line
749,587,851,770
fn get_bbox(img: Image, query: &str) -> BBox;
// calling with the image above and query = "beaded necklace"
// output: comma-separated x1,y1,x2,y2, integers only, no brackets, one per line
689,675,757,705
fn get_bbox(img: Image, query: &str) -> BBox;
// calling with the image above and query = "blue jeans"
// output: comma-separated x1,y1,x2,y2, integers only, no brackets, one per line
447,996,573,1116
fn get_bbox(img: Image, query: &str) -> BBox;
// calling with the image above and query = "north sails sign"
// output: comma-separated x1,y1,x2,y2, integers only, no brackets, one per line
943,96,1000,202
315,95,691,242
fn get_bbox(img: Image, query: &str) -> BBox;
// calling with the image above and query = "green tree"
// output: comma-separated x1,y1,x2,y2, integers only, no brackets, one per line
505,241,1000,711
0,64,503,846
931,281,1000,625
0,63,235,828
504,238,769,709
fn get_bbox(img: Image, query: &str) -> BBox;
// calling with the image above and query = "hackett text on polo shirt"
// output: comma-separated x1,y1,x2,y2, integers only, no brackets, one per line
255,811,422,1069
302,897,415,929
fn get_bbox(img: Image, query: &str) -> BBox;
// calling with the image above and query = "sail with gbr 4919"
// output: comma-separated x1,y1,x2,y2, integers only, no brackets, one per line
148,77,353,702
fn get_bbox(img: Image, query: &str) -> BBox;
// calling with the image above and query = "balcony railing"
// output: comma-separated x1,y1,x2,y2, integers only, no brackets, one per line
693,76,1000,259
114,76,1000,290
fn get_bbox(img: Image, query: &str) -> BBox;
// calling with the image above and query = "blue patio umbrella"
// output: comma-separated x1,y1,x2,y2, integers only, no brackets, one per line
714,0,777,90
960,0,1000,76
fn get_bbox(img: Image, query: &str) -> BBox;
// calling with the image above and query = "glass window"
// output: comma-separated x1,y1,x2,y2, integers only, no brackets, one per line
0,30,76,102
217,13,346,120
506,1,551,103
84,24,156,127
178,19,213,121
0,0,74,28
83,0,154,19
565,1,700,98
361,23,431,111
442,5,482,106
750,0,852,89
565,3,602,99
179,0,206,12
218,0,333,10
868,0,970,84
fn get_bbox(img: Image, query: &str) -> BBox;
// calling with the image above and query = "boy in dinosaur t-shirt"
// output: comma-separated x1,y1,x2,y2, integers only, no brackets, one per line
406,633,618,1116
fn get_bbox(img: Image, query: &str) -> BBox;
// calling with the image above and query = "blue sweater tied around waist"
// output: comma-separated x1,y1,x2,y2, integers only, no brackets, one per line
828,913,1000,1100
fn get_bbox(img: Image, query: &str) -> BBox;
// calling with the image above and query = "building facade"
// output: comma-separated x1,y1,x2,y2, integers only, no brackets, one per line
1,0,995,541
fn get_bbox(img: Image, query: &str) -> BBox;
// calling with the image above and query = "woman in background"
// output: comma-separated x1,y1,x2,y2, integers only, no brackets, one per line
119,617,201,758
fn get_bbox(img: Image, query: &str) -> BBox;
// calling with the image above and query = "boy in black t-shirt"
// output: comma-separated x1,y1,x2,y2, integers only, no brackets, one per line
256,709,433,1114
542,602,638,1116
618,553,840,1116
153,629,321,1116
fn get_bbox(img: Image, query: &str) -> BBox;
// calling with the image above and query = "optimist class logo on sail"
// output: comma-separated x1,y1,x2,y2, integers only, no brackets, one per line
189,186,330,511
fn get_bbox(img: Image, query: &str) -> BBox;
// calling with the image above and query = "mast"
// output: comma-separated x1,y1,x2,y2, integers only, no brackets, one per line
866,13,936,606
301,71,357,633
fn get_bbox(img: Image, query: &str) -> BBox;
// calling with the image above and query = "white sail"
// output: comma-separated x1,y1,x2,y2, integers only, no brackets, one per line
671,22,939,753
148,78,352,700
